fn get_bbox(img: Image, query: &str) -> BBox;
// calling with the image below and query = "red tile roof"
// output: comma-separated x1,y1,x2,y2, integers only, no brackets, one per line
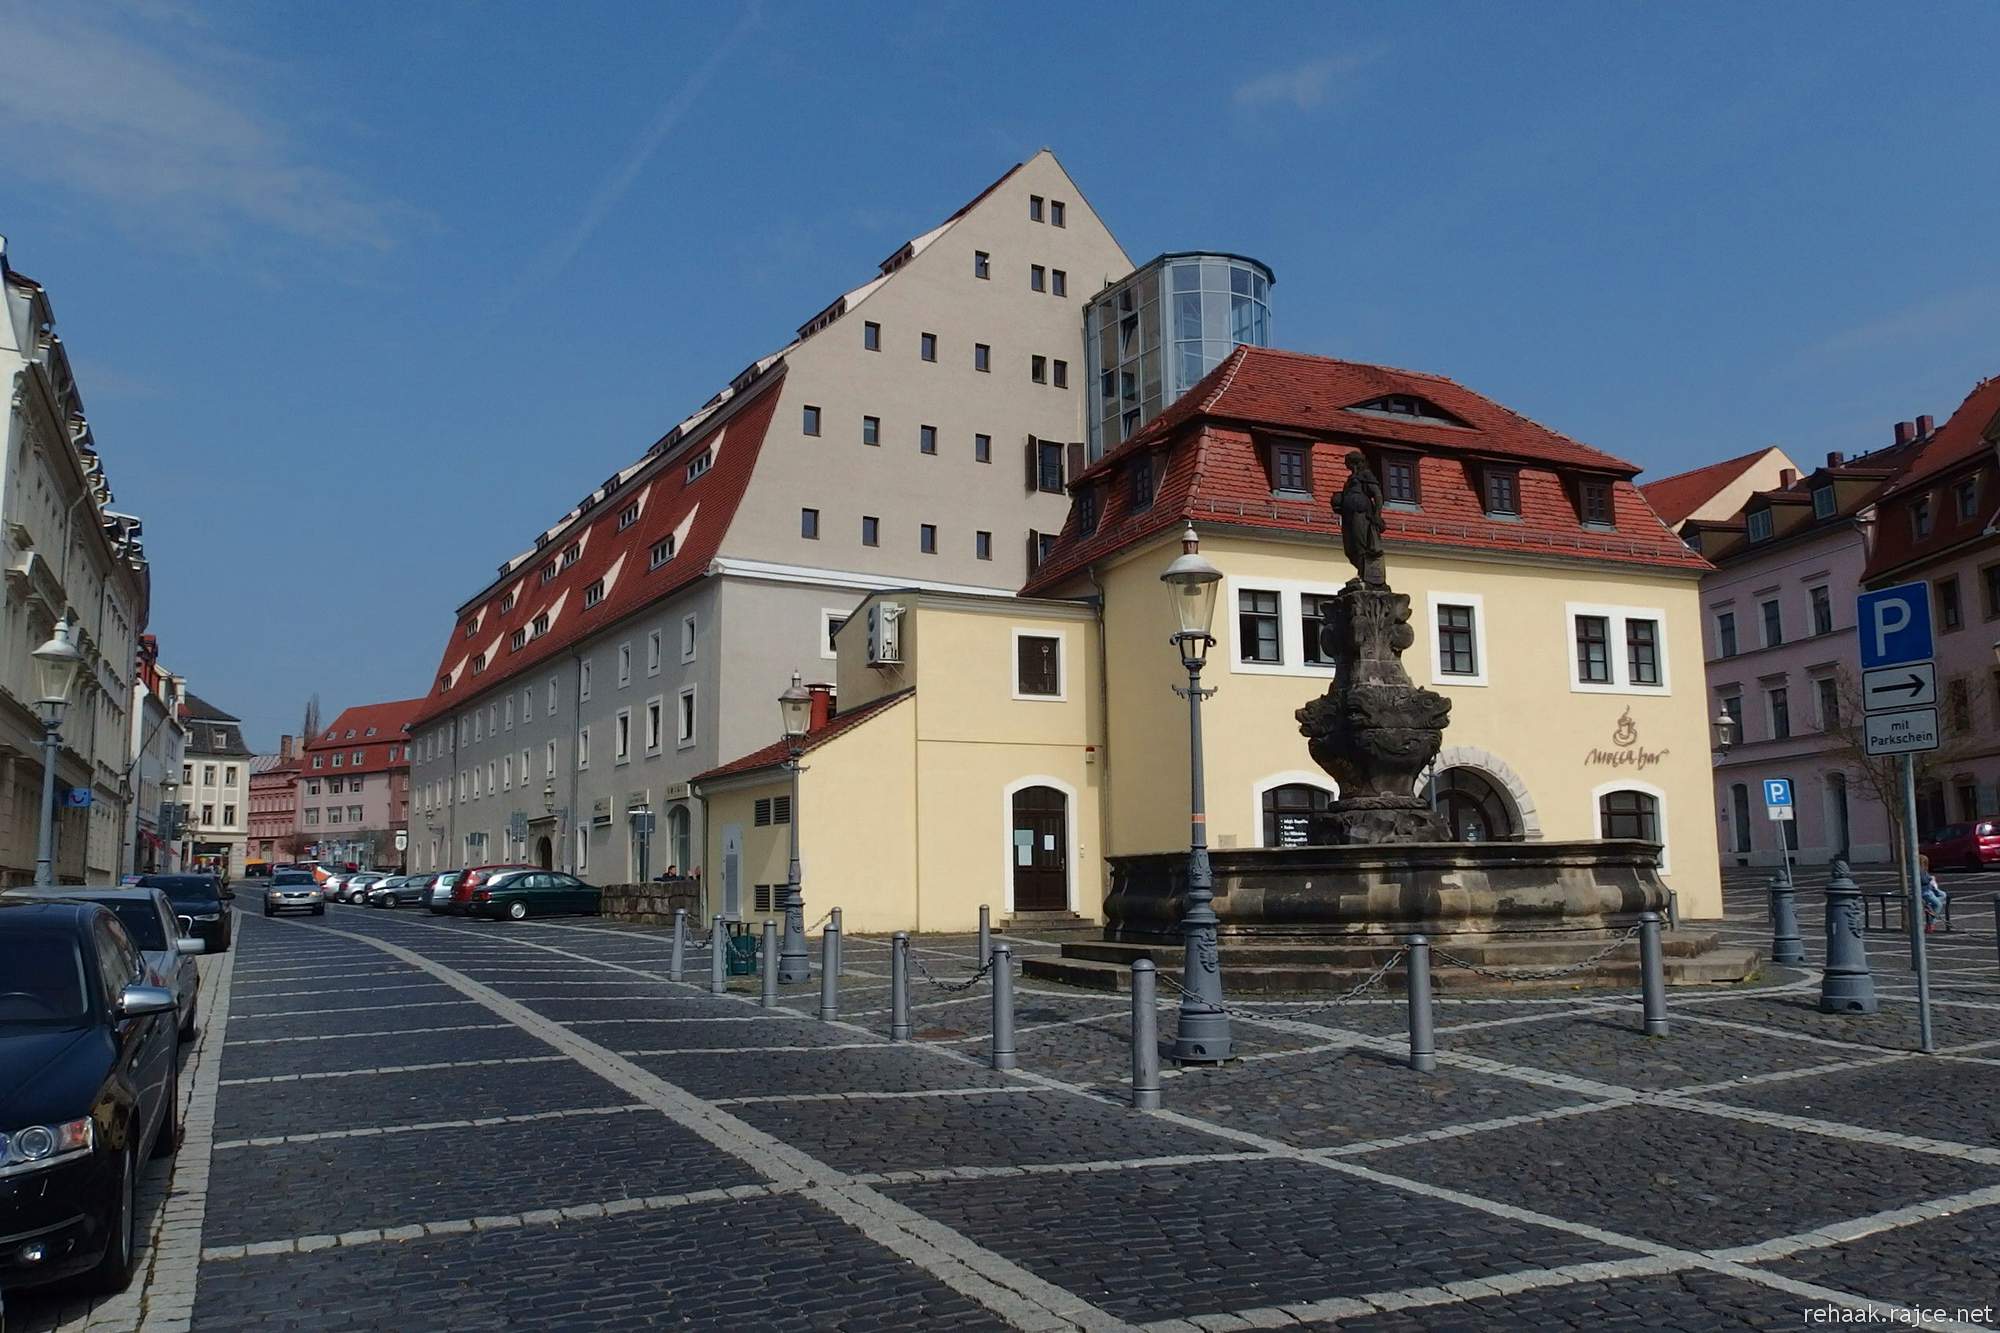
411,373,785,728
305,698,427,776
1025,347,1707,595
1863,375,2000,582
1640,447,1782,526
691,688,915,785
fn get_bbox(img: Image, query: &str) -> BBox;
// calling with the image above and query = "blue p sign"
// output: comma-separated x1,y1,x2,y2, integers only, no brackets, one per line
1763,778,1792,807
1856,582,1934,670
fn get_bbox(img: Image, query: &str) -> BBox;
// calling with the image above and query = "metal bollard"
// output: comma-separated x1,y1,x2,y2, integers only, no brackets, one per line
991,943,1016,1071
1768,873,1805,965
1819,860,1878,1014
1405,934,1436,1072
1666,888,1681,931
890,932,912,1040
977,904,991,967
669,909,686,983
818,920,839,1021
1130,959,1161,1108
761,919,779,1009
709,915,727,996
831,907,844,978
1638,912,1669,1037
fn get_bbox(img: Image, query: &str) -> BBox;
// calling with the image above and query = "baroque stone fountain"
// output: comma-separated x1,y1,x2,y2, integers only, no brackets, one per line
1024,454,1759,994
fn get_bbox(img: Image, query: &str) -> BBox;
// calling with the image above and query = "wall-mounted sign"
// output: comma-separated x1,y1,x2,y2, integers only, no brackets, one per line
1586,708,1670,771
591,797,612,827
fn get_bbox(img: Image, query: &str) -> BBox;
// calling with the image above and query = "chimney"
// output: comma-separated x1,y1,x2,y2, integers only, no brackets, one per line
806,683,834,730
1825,450,1845,469
1916,414,1935,438
278,734,294,762
1894,421,1916,446
1778,468,1797,489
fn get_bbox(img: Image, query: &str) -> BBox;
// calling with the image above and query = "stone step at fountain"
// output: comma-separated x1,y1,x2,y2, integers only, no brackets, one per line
997,910,1101,939
1022,933,1763,996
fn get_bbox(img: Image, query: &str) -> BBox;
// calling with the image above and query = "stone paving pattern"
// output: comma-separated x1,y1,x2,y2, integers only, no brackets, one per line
11,863,2000,1331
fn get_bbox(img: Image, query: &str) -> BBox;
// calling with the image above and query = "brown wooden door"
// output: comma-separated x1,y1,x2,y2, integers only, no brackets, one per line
1011,786,1068,912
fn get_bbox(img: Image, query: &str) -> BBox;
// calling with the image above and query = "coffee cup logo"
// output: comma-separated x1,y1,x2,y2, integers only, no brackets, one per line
1612,708,1638,748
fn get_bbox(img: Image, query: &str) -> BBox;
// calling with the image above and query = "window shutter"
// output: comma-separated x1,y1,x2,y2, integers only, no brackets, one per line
1026,529,1042,574
1066,442,1084,489
1025,435,1039,492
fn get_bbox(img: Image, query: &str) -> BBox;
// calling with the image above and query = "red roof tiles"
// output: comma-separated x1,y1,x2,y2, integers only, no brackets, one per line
1640,447,1783,526
692,689,915,785
305,698,426,776
1863,375,2000,582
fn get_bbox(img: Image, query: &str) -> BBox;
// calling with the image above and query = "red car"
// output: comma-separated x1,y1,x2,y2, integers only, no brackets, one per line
1920,818,2000,871
447,863,538,914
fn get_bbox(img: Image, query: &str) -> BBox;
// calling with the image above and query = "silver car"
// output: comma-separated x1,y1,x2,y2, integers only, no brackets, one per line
264,869,325,916
12,887,203,1040
427,870,463,913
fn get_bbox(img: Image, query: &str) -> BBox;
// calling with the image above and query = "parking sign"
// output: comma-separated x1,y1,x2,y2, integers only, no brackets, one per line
1764,777,1794,822
1856,582,1934,671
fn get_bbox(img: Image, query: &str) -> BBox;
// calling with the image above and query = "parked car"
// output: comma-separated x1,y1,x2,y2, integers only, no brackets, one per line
9,889,204,1042
369,875,431,908
447,864,537,915
0,898,183,1293
129,875,231,954
1921,818,2000,872
263,869,325,917
426,870,464,914
341,873,388,904
466,870,602,921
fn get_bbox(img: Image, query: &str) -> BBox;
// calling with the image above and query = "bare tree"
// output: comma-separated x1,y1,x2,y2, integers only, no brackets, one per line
1824,665,1992,870
301,694,321,746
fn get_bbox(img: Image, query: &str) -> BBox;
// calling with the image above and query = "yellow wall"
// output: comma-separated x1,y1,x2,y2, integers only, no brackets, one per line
1098,529,1724,917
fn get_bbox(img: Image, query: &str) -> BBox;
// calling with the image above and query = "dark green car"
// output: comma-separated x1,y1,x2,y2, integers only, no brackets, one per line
466,871,601,921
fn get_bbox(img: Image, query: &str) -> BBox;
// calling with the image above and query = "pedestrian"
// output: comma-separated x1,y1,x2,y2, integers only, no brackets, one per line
1919,855,1947,933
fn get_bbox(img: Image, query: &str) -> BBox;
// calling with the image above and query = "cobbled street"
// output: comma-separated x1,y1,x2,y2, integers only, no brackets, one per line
15,866,2000,1332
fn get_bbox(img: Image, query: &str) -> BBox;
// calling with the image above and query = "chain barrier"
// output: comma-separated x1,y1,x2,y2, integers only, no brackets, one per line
908,952,996,994
1148,946,1409,1021
1431,924,1643,982
804,907,834,935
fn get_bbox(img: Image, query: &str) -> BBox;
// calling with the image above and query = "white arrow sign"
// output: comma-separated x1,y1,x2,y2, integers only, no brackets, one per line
1862,662,1937,712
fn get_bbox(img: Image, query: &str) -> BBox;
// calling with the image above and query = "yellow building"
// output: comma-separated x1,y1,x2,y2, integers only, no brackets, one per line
694,347,1725,932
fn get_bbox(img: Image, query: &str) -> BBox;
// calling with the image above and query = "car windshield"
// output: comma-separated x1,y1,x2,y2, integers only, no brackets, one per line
142,876,221,904
273,872,315,886
96,900,168,951
0,935,90,1023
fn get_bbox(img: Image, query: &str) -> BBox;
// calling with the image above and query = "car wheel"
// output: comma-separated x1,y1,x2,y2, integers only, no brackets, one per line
1967,855,1982,873
152,1061,182,1159
264,906,275,917
312,906,325,916
507,900,529,921
90,1145,138,1292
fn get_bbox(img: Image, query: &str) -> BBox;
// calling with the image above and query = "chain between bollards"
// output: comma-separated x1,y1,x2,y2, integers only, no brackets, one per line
990,943,1016,1070
1130,959,1161,1108
708,915,727,996
1405,934,1436,1072
890,932,912,1041
908,952,995,993
818,915,839,1021
668,908,687,983
1638,910,1668,1037
761,919,779,1009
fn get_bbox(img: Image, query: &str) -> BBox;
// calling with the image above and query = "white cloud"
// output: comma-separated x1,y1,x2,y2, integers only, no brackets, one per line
0,7,399,249
1233,53,1374,112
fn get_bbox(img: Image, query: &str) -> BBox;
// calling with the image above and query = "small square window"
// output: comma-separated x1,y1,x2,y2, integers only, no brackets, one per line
1130,456,1155,510
1051,269,1067,297
920,332,937,362
975,433,992,463
801,508,820,540
1579,479,1613,527
802,405,821,436
1017,634,1061,696
1053,359,1068,389
1050,200,1066,227
862,516,879,547
649,537,674,569
1812,486,1836,519
863,321,880,351
1031,355,1047,384
920,523,937,554
975,530,992,560
862,415,880,446
1384,455,1419,505
1747,509,1774,542
1484,468,1520,516
584,579,605,608
1029,195,1044,221
1031,265,1046,292
1273,444,1310,495
920,424,937,454
974,343,990,372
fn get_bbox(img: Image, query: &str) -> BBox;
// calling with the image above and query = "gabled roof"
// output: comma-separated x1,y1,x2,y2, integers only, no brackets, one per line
412,374,785,727
1877,376,2000,499
305,698,425,776
180,693,239,723
1640,447,1786,526
1696,435,1929,565
1026,347,1705,594
692,688,915,785
1863,374,2000,582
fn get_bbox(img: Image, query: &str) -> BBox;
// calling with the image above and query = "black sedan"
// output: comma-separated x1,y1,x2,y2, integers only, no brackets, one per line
0,899,181,1293
466,870,602,921
132,874,232,953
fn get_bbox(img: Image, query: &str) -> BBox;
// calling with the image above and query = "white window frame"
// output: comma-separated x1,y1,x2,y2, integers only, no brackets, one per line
1009,627,1070,702
547,677,558,716
546,739,557,776
677,687,697,748
504,696,514,730
645,696,664,754
618,642,632,687
580,659,592,702
1589,778,1671,874
1564,602,1672,696
681,613,697,663
820,607,850,661
614,707,632,765
1425,591,1489,687
577,727,590,770
647,630,662,676
1220,576,1343,679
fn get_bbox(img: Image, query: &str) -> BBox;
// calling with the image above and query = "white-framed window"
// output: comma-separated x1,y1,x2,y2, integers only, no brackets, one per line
681,613,697,662
1565,603,1671,695
504,696,514,730
473,713,483,743
645,697,664,753
545,739,556,776
577,727,590,770
575,825,589,874
647,630,662,676
1012,628,1067,701
651,537,675,568
618,642,632,687
486,760,495,793
614,708,632,764
580,659,592,701
502,754,513,790
820,608,849,661
1591,779,1670,872
547,676,558,716
1425,592,1488,686
487,706,496,735
1220,577,1343,678
618,501,641,530
677,687,697,747
584,579,605,608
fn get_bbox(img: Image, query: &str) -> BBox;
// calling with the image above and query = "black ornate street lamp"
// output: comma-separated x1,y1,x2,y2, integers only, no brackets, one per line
1711,706,1737,755
1160,525,1230,1062
32,618,83,887
777,672,813,984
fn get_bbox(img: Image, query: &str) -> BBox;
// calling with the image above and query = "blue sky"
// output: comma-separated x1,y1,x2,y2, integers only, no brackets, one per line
5,2,1997,751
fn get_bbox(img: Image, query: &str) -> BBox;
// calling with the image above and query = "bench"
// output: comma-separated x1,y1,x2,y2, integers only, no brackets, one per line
1860,891,1953,933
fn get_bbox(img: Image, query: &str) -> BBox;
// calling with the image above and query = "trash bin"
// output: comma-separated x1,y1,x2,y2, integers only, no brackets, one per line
726,925,760,977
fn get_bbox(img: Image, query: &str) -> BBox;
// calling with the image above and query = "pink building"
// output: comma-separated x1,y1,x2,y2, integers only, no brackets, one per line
297,698,423,869
1860,377,2000,839
1655,428,1928,868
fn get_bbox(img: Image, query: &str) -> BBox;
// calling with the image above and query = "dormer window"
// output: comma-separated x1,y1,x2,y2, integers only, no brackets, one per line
510,628,527,651
650,536,675,569
1955,477,1979,521
1130,455,1156,511
1911,496,1932,541
470,653,487,676
1383,453,1420,506
1350,394,1473,429
540,562,557,584
1269,441,1311,496
685,451,711,483
584,579,605,608
1482,466,1519,517
462,618,479,638
1746,509,1773,542
499,591,517,613
532,612,550,637
617,501,641,530
561,543,581,568
1077,486,1099,536
1812,486,1836,520
1577,478,1614,529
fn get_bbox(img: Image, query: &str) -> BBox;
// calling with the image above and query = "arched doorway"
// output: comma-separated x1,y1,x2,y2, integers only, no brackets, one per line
535,835,554,870
1261,783,1333,847
1009,785,1068,912
1423,767,1520,842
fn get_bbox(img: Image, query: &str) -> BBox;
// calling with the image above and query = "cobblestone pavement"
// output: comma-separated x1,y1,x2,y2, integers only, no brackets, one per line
12,864,2000,1330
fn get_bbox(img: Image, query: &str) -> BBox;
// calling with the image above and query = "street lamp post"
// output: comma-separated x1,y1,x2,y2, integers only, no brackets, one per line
31,618,84,887
777,672,813,984
1711,706,1737,755
1160,526,1230,1062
